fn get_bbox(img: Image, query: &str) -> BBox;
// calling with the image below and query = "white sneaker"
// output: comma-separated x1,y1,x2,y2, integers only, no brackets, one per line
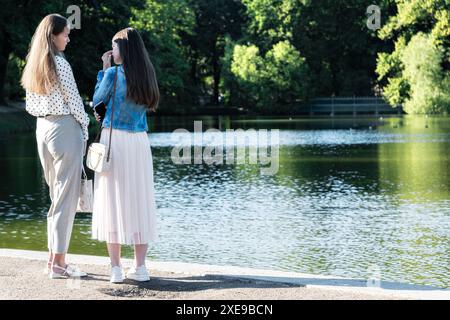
110,265,124,283
126,265,150,282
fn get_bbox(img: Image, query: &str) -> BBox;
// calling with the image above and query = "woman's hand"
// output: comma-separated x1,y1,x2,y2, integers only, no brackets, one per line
94,111,102,123
101,50,113,70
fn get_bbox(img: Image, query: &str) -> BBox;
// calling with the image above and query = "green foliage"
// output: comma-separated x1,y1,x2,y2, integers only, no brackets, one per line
401,33,450,113
184,0,247,105
1,0,449,114
383,76,410,106
230,40,309,110
62,0,146,99
376,0,450,114
0,0,147,102
4,54,25,100
131,0,196,106
241,0,297,51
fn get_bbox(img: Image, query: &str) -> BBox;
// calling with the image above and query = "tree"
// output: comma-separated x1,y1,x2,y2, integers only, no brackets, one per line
376,0,450,113
185,0,247,105
0,0,55,104
0,0,146,103
230,40,310,110
66,0,147,99
401,33,450,113
242,0,387,97
131,0,196,106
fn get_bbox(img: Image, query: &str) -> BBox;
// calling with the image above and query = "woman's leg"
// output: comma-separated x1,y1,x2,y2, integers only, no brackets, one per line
52,253,66,268
48,251,67,270
39,116,83,272
46,127,82,256
37,121,58,270
107,243,121,267
47,251,53,270
134,244,148,267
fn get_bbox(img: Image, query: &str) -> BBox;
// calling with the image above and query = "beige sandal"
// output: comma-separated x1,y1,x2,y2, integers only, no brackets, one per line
49,264,88,279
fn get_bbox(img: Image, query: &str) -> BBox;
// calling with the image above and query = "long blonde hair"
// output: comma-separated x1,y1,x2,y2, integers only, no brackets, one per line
21,14,68,95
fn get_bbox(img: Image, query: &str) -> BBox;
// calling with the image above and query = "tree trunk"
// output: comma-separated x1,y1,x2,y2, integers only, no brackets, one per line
0,31,12,105
211,43,220,106
190,50,198,86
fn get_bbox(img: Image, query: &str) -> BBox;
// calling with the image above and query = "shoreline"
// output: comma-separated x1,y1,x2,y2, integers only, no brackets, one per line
0,249,448,300
0,102,35,135
0,102,99,136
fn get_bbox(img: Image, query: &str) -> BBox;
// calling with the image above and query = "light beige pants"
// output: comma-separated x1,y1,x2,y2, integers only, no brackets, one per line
36,115,83,253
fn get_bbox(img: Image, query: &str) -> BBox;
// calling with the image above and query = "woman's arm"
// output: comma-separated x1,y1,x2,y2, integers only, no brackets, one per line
93,66,116,107
56,56,90,141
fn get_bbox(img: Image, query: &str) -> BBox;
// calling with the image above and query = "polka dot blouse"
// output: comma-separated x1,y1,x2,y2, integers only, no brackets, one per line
25,55,90,141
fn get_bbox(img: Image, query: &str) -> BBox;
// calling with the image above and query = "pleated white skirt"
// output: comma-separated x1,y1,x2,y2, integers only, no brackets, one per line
91,128,157,245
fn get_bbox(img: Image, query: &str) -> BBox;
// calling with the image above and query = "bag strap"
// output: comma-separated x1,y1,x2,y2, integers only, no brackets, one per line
93,66,119,144
81,160,88,179
106,66,118,162
93,121,102,142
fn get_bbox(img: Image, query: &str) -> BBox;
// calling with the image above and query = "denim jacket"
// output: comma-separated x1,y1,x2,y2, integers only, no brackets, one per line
93,65,148,132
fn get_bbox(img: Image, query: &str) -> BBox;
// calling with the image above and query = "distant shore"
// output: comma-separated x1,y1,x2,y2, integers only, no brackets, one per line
0,102,35,135
0,102,99,135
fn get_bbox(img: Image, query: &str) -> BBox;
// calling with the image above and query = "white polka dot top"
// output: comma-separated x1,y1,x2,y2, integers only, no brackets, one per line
25,55,90,141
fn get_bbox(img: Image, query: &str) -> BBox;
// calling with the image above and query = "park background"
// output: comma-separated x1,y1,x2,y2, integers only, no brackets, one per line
0,0,449,114
0,0,449,290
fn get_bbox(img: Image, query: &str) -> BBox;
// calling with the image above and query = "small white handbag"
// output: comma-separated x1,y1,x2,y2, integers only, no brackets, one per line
86,142,111,172
86,66,118,173
76,165,93,213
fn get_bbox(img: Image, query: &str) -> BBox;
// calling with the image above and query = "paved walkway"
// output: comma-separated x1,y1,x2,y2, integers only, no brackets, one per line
0,249,448,300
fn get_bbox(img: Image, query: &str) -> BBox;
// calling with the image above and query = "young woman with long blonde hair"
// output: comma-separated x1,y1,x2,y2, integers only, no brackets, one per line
21,13,89,279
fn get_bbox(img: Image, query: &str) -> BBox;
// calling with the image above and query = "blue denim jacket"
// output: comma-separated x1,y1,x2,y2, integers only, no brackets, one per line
93,65,148,132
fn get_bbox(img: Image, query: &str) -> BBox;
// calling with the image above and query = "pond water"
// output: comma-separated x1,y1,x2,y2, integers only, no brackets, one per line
0,115,449,288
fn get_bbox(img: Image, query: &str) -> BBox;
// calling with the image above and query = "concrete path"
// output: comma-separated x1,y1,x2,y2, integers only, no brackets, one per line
0,249,448,300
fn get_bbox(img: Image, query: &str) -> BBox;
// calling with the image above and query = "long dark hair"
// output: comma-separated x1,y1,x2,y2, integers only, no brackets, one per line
113,27,159,111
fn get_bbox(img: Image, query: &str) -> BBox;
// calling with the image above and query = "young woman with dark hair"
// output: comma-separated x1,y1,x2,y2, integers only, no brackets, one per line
91,27,159,283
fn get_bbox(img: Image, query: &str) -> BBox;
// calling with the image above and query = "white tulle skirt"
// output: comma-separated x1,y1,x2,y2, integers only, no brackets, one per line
91,128,157,245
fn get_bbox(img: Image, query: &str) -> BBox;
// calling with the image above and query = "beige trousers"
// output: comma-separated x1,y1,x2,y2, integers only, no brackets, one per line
36,115,83,253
